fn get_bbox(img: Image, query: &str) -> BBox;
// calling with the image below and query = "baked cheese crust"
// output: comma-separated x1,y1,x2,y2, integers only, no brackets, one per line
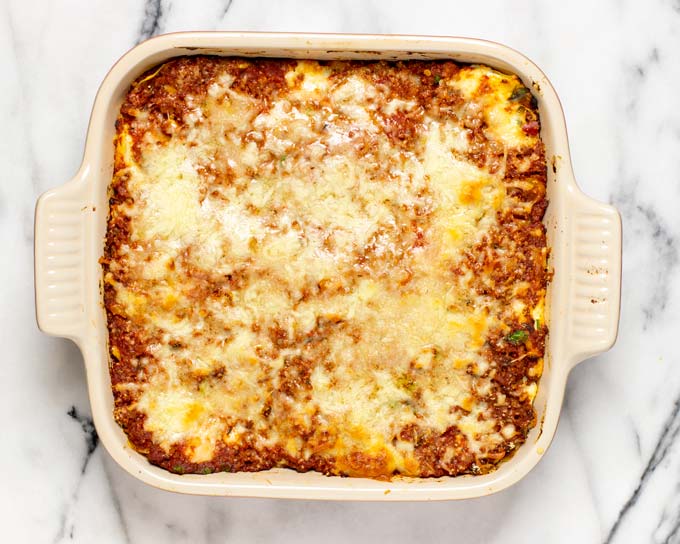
103,57,548,478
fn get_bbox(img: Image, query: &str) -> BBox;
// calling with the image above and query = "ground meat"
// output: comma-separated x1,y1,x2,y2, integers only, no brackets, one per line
400,424,476,477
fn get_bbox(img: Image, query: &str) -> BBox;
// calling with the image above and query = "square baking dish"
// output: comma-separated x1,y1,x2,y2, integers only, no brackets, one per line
34,32,621,500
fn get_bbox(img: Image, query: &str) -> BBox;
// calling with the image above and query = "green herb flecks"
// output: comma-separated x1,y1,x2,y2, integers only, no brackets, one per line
509,86,529,101
506,329,529,345
434,75,442,85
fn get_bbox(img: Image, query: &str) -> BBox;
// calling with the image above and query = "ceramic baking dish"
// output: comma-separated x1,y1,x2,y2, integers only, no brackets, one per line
34,32,621,500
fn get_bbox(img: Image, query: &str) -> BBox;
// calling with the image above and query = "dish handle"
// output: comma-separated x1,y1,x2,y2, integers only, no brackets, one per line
565,189,622,366
34,166,91,342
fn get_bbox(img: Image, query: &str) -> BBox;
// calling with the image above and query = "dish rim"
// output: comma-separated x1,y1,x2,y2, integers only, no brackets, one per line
34,31,622,500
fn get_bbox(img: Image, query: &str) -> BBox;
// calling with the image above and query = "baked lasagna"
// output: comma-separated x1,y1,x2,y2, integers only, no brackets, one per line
103,57,548,479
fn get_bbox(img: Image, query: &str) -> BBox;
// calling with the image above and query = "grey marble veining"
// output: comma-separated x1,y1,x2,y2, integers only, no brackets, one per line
2,1,680,542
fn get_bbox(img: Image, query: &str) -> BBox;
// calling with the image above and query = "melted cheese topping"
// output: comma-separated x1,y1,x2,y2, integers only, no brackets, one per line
106,59,547,478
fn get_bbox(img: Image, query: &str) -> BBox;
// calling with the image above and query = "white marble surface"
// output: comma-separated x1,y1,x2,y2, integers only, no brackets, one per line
1,0,679,542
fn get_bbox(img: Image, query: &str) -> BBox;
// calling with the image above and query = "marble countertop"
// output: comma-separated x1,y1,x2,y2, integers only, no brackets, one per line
2,0,679,542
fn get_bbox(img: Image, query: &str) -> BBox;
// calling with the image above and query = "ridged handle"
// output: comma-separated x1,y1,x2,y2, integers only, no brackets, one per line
566,190,622,365
34,168,90,342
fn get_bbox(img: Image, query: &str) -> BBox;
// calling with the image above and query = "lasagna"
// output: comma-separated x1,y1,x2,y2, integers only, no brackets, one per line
103,57,548,479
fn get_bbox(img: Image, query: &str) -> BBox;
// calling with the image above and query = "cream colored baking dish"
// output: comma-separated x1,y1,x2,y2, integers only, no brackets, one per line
34,32,621,500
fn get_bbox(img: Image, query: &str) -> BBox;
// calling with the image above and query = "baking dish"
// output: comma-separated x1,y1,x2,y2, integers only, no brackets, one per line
34,32,621,500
